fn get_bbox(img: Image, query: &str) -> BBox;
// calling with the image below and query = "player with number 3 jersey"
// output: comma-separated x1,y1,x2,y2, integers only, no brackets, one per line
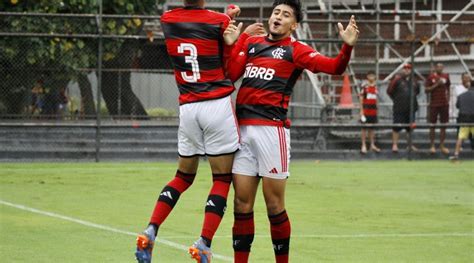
135,1,265,263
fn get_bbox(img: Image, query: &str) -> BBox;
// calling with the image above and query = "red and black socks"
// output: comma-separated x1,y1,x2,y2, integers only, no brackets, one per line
269,210,291,263
200,173,232,247
149,170,196,234
233,211,255,263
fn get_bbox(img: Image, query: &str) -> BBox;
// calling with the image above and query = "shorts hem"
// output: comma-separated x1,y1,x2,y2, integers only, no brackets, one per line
259,173,289,180
206,149,239,157
178,153,206,158
232,171,258,177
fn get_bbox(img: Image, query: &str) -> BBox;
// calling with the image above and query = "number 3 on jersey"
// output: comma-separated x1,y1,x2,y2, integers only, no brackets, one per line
178,43,201,83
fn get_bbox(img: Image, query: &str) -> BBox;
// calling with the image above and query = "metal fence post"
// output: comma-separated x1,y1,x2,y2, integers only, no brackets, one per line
95,0,103,162
408,0,416,161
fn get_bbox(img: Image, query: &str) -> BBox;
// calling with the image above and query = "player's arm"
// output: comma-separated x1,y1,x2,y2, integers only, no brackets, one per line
294,42,352,75
294,16,358,75
225,35,251,82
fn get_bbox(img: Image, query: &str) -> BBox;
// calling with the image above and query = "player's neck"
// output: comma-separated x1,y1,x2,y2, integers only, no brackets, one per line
268,32,291,41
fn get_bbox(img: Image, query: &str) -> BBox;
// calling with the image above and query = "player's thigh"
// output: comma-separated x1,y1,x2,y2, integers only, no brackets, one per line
178,104,205,156
177,156,200,174
200,96,240,155
233,174,260,213
262,176,287,215
232,126,258,177
254,126,290,179
208,153,234,174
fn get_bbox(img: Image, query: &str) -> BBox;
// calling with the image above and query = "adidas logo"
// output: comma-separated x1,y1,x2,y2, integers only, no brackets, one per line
249,47,255,54
160,191,173,200
206,200,216,207
269,168,278,174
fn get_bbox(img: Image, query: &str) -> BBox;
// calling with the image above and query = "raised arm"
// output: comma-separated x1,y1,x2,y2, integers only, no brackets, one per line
293,15,359,75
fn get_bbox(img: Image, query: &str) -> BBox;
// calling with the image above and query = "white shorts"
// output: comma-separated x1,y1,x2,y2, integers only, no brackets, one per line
232,125,290,179
178,96,240,157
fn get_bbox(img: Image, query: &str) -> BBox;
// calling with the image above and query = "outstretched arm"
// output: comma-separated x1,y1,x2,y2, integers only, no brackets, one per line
294,16,359,75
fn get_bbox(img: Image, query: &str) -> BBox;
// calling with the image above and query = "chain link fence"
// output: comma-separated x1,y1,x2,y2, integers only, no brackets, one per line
1,0,473,160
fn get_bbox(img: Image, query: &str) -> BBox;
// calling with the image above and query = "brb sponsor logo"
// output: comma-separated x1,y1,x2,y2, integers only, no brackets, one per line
244,64,275,80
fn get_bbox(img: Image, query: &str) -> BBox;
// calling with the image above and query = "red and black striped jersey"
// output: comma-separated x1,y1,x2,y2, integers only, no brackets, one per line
359,84,378,117
161,6,234,105
228,34,352,127
425,73,450,107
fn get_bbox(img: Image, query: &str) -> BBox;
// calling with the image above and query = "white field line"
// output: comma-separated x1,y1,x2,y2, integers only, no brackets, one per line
0,200,232,262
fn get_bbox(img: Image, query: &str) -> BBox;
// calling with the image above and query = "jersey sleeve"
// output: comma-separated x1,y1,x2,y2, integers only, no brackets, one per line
293,42,353,75
226,33,251,83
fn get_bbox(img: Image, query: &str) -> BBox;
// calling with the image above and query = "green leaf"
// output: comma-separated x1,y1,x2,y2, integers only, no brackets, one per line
107,20,116,30
126,3,134,12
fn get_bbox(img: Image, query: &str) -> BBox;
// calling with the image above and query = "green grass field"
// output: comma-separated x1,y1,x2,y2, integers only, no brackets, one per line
1,161,473,262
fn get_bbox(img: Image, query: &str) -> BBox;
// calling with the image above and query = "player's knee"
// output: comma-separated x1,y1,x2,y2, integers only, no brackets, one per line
234,196,253,213
265,201,285,215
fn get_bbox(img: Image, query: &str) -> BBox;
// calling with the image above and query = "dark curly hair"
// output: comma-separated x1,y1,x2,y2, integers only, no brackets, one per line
272,0,302,22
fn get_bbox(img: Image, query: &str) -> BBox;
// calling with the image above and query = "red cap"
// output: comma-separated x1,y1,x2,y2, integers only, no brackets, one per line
403,63,412,69
228,4,236,9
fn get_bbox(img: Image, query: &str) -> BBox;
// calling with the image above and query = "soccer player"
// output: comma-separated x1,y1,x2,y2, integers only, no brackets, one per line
359,71,381,154
425,63,451,154
135,1,264,263
223,0,358,262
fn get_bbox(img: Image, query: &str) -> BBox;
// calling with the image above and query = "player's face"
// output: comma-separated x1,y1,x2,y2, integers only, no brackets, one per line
268,4,298,39
367,73,375,82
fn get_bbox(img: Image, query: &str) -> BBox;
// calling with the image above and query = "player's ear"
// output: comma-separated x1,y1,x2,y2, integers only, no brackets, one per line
290,22,298,32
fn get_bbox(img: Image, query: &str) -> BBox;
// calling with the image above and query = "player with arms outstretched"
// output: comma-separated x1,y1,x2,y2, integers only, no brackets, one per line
223,0,359,262
135,1,264,262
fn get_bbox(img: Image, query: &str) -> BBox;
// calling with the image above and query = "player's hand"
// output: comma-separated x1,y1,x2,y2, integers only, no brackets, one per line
338,15,359,46
244,23,266,36
223,20,243,45
226,4,241,19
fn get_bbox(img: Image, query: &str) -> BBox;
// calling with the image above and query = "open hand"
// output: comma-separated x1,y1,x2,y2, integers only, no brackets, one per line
223,20,243,45
338,15,359,46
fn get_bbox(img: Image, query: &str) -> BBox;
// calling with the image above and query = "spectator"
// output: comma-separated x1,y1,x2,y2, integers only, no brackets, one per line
359,71,380,154
450,78,474,160
387,63,420,153
425,63,450,154
454,73,473,150
57,86,69,119
30,80,44,115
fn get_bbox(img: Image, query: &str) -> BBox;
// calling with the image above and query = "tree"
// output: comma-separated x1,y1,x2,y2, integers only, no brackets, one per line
0,0,164,117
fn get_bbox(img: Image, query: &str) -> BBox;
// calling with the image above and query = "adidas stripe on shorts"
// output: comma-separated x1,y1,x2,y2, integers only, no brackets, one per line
232,125,290,179
178,95,240,157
